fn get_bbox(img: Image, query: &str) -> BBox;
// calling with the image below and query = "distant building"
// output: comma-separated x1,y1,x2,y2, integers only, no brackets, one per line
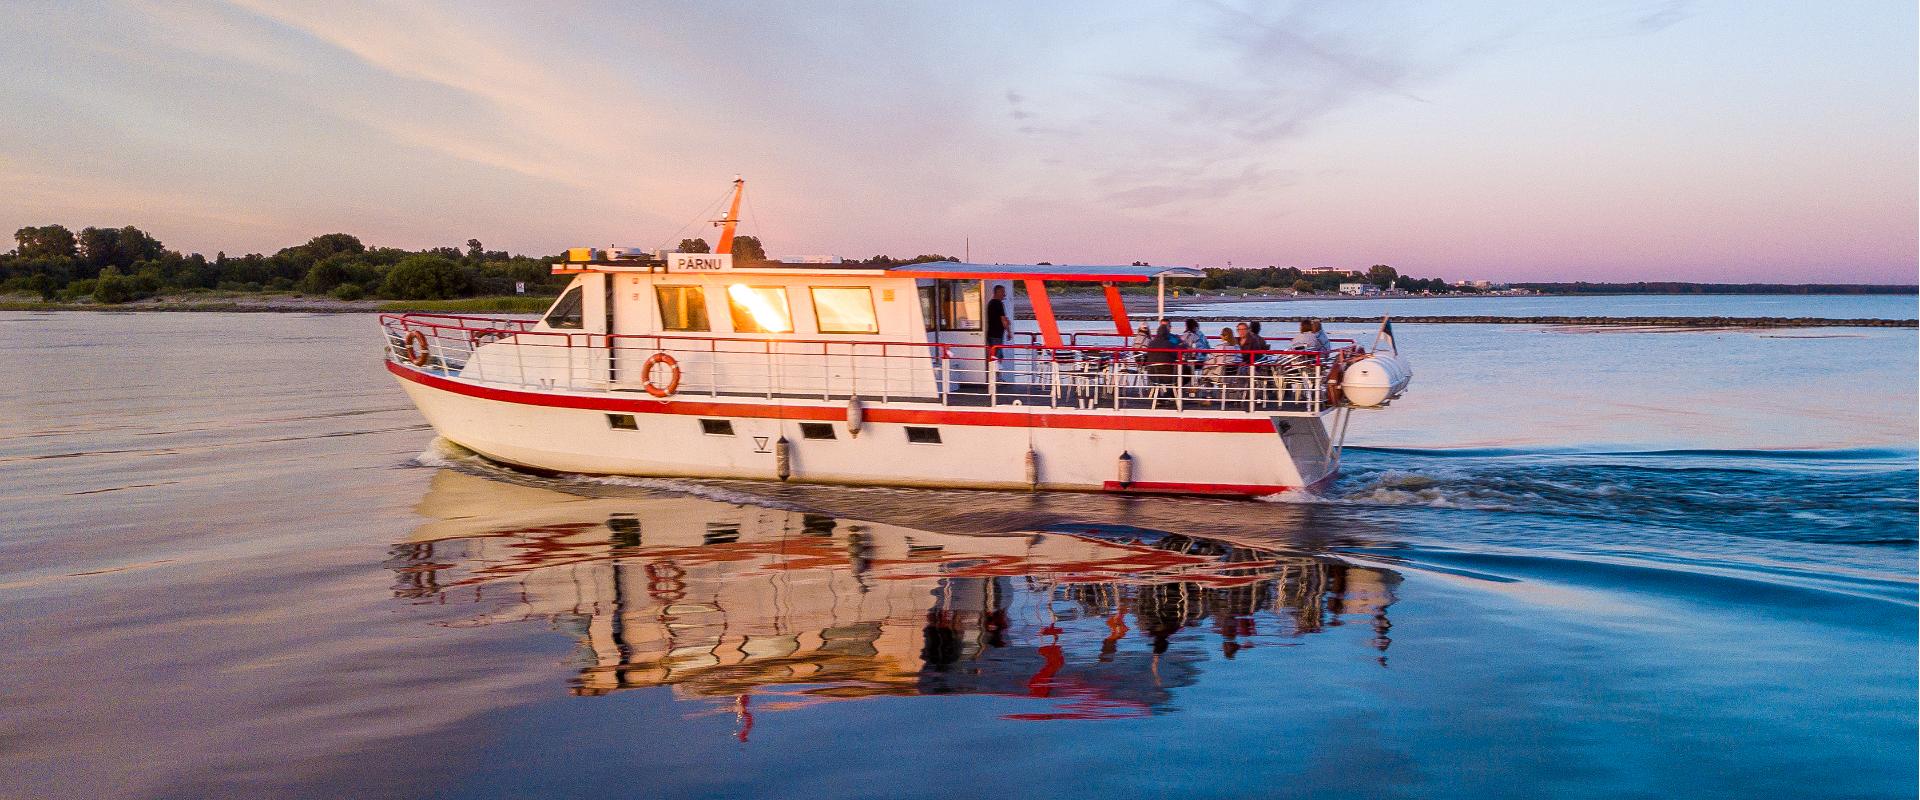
1301,266,1358,277
1339,282,1381,295
773,255,845,264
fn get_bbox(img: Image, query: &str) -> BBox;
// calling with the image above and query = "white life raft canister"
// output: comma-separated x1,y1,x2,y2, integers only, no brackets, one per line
1341,353,1413,407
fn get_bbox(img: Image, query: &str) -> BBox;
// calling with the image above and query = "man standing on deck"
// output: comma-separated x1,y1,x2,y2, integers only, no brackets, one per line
986,285,1011,361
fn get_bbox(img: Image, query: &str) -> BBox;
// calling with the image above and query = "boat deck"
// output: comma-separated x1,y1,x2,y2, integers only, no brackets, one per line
382,313,1345,417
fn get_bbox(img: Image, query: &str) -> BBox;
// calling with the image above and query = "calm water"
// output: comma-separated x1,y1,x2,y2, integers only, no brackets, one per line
2,310,1914,799
1172,292,1919,320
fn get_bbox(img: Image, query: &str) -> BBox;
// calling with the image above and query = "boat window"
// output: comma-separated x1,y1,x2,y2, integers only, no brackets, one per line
809,287,879,334
606,413,638,430
726,285,793,333
704,523,741,545
544,286,584,329
699,419,735,436
799,422,837,440
905,426,942,444
654,285,710,331
919,281,980,332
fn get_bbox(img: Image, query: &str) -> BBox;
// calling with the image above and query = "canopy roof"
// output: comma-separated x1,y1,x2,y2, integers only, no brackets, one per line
886,263,1206,283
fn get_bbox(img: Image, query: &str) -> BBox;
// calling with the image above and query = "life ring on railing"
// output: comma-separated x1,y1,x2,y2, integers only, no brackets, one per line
403,330,431,366
641,353,681,398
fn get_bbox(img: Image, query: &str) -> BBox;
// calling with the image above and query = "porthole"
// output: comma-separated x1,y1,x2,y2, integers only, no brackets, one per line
905,426,942,444
607,414,638,430
699,419,735,436
799,422,837,440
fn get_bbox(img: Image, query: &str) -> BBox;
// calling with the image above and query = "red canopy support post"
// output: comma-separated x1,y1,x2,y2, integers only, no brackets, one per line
1102,284,1132,337
1024,279,1066,349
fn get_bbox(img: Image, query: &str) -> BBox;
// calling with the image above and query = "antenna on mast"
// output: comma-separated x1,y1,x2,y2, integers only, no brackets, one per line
713,175,745,254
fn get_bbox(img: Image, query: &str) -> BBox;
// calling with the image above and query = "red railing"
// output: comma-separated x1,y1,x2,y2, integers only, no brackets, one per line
380,313,1355,413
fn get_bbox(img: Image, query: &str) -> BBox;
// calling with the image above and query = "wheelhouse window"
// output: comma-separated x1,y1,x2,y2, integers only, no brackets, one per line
655,285,709,331
809,286,879,334
919,280,980,331
726,285,793,333
543,286,584,329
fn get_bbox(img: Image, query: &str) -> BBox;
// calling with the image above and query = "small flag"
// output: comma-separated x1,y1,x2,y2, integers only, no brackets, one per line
1374,316,1396,354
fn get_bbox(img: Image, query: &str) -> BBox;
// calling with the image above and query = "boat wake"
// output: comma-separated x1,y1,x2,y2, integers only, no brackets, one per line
1278,446,1918,547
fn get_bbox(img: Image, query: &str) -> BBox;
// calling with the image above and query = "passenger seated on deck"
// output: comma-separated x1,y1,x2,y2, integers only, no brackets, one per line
1237,322,1269,365
1311,319,1333,353
1202,327,1239,404
1143,322,1181,405
1235,321,1270,403
1288,320,1325,353
1179,319,1208,397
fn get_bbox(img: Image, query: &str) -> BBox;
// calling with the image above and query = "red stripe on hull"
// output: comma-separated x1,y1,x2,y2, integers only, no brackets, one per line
1101,480,1294,496
388,361,1279,433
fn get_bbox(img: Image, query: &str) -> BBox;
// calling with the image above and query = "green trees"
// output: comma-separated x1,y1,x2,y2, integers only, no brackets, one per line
729,235,766,262
380,254,470,300
15,225,76,260
91,266,137,304
1367,264,1398,288
0,222,580,302
77,226,165,274
677,238,711,253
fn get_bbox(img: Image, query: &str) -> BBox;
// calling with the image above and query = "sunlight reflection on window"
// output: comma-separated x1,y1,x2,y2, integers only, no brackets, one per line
810,287,878,334
727,285,792,333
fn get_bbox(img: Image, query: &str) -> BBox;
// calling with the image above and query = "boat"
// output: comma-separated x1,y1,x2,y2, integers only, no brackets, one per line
381,178,1413,495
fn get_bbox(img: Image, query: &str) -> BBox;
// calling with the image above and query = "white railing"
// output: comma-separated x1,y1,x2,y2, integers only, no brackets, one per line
381,313,1351,414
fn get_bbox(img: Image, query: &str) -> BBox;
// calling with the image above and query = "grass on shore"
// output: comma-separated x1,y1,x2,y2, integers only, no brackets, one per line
377,296,557,313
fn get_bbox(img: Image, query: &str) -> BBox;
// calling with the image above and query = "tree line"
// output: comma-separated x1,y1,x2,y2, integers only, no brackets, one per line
7,222,1492,305
1185,264,1452,293
4,224,575,303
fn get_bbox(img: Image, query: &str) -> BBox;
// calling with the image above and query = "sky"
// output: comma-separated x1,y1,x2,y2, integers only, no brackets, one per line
1,0,1914,283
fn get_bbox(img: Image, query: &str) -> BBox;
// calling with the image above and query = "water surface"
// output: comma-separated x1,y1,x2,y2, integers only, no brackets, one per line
1,310,1913,799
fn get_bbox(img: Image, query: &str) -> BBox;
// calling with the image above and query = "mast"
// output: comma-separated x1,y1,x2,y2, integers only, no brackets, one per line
714,176,745,254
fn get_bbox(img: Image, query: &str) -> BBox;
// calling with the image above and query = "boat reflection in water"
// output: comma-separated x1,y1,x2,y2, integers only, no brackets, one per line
389,471,1399,731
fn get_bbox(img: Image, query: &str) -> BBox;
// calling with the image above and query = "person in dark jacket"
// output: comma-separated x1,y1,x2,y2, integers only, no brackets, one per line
1143,321,1181,406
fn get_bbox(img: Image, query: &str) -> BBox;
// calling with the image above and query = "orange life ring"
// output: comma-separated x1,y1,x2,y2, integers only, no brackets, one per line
641,353,681,398
403,330,431,366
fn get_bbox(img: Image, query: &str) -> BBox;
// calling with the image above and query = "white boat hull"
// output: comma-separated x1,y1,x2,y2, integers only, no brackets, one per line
392,364,1343,495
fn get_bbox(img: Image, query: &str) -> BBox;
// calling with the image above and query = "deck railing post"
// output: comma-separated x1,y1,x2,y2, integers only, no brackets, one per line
988,347,997,407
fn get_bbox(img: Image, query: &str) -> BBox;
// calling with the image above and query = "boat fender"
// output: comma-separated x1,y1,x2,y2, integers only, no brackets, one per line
774,436,791,481
641,353,681,398
1116,451,1133,486
403,330,431,366
847,396,864,438
1024,449,1040,490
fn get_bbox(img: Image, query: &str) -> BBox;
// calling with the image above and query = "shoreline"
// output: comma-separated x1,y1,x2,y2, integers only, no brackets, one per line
2,293,1913,328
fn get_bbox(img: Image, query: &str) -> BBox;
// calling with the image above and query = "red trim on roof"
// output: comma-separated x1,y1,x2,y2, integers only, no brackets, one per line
388,361,1278,433
894,269,1154,283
